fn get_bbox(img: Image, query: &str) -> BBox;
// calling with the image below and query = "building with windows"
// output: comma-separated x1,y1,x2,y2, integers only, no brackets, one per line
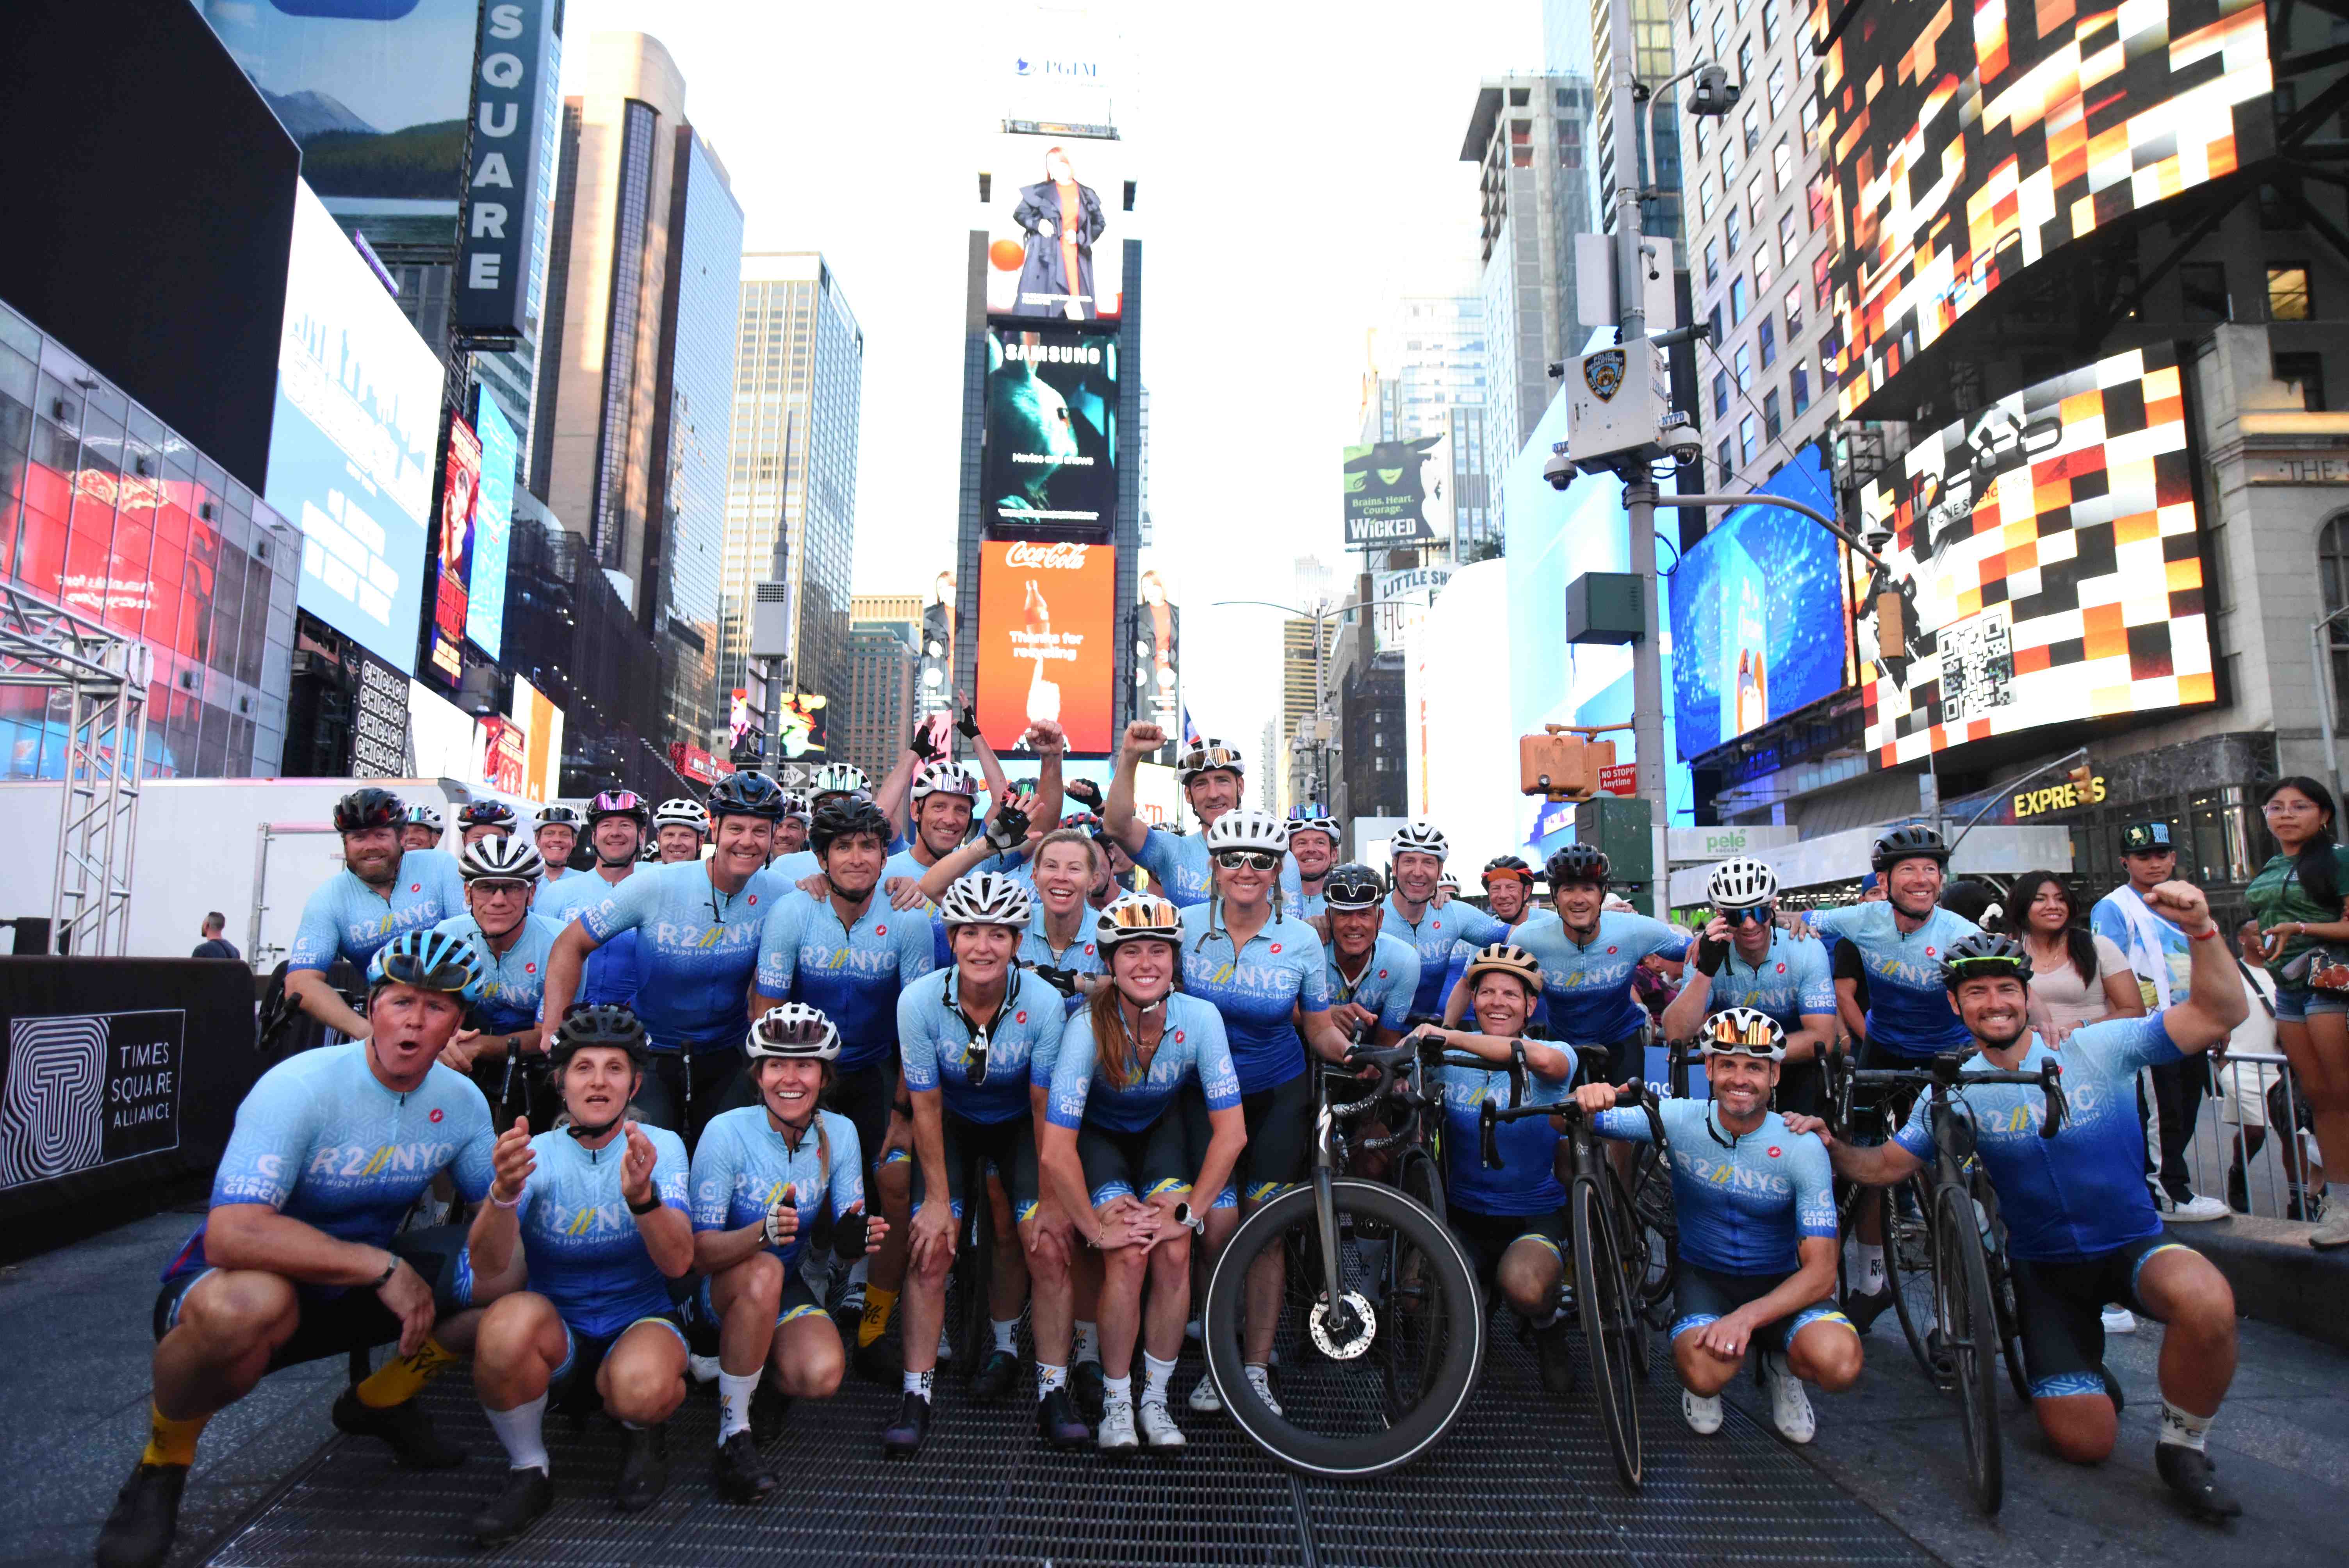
1280,615,1335,813
843,620,917,780
720,252,864,717
1572,0,1681,245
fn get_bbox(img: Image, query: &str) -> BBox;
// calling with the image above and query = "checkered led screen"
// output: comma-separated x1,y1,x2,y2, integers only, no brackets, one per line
1814,0,2273,415
1852,343,2216,766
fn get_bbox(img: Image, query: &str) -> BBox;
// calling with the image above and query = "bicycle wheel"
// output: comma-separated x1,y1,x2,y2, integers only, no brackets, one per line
1202,1178,1483,1477
1881,1177,1943,1385
1627,1144,1677,1325
1976,1186,2032,1405
1388,1151,1452,1408
1934,1183,2003,1516
1572,1175,1643,1490
1604,1174,1654,1381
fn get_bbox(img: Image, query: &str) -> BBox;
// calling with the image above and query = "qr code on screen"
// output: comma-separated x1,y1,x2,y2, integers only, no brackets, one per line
1940,606,2015,724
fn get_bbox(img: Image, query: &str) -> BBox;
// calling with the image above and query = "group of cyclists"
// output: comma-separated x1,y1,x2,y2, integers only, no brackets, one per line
93,713,2266,1567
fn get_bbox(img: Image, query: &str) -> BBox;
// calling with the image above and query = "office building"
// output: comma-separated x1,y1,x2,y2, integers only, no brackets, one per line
1280,616,1335,813
843,620,918,780
850,594,925,649
1571,0,1681,245
720,252,865,716
1366,291,1495,560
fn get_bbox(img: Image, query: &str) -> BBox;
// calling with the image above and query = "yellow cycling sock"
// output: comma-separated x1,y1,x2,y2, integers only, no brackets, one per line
354,1336,457,1408
141,1405,211,1468
857,1286,899,1348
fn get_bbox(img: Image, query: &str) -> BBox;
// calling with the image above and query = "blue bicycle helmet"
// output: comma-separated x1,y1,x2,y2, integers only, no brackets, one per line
708,770,787,821
365,928,486,1002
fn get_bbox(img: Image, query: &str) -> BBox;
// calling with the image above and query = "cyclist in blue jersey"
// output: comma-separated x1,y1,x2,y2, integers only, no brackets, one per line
767,762,882,882
284,788,468,1043
434,837,560,1123
542,773,791,1143
1103,725,1303,908
652,797,709,864
1578,1008,1858,1443
752,797,936,1380
1320,863,1420,1047
531,804,583,899
883,874,1085,1455
97,931,508,1568
1411,944,1580,1394
401,802,444,853
1791,905,2252,1521
1284,811,1341,923
775,793,812,858
1383,822,1516,1021
1174,809,1349,1417
920,820,1108,1010
1043,894,1247,1450
690,1005,889,1505
1661,857,1838,1113
877,715,1057,896
457,798,519,850
1433,857,1554,1031
537,791,654,1025
458,1007,693,1545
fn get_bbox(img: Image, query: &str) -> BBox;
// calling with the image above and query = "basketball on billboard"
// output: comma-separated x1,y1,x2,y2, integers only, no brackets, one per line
989,238,1025,271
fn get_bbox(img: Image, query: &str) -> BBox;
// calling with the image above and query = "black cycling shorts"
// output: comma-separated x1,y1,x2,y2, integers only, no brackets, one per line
2009,1232,2192,1401
152,1223,475,1371
1075,1114,1194,1210
826,1060,900,1179
549,1310,689,1413
1670,1261,1854,1354
1184,1071,1310,1205
1447,1205,1566,1286
911,1107,1041,1224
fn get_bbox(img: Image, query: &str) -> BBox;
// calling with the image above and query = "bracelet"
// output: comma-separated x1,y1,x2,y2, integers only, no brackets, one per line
2189,924,2221,942
627,1190,663,1216
490,1189,522,1209
371,1255,398,1290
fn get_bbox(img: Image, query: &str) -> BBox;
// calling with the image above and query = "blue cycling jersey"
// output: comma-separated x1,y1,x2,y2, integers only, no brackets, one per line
1438,919,1554,1031
1702,930,1836,1030
433,913,562,1033
754,892,936,1071
898,967,1066,1124
1435,1052,1568,1217
689,1106,865,1273
1594,1099,1836,1275
287,848,468,974
166,1043,494,1282
535,873,643,1009
1132,826,1303,909
507,1125,692,1338
1378,894,1515,1018
1895,1014,2180,1262
1294,888,1326,923
1176,903,1330,1094
1807,902,1982,1058
573,861,793,1052
1046,992,1241,1133
1512,911,1692,1044
1325,933,1422,1039
1021,905,1104,1014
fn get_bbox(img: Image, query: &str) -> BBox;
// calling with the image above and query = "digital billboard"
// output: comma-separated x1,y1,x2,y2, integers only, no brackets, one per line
1816,0,2274,414
982,323,1117,536
266,183,444,674
975,540,1116,755
428,410,479,682
469,394,517,657
1854,342,2214,765
1343,434,1452,547
1132,570,1179,733
1668,444,1852,761
982,128,1126,320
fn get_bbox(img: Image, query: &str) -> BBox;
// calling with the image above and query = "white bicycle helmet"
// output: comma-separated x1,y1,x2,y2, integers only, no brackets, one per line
1390,820,1450,863
911,762,981,804
1203,809,1291,856
939,871,1035,928
1707,855,1779,911
460,835,545,884
1699,1007,1787,1060
535,804,582,831
403,803,444,832
653,797,709,833
1096,892,1184,951
746,1002,841,1060
1286,813,1341,846
808,762,871,796
1176,737,1246,785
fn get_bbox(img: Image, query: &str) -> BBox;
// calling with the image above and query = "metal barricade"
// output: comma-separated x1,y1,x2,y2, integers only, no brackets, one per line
2175,1051,2326,1220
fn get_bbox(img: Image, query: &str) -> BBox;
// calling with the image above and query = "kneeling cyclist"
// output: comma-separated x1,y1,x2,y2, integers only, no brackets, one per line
460,1007,693,1545
886,873,1083,1456
97,931,502,1568
1409,945,1579,1394
1041,894,1248,1450
1576,1009,1857,1443
689,1005,888,1504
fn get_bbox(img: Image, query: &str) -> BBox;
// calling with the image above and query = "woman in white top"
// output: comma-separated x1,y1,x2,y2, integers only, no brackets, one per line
2009,871,2146,1038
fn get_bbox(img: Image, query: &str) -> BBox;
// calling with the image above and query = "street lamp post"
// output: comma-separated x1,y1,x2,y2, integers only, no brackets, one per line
2313,602,2349,810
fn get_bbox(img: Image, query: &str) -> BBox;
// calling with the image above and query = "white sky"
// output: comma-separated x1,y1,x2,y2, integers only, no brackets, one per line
565,0,1542,757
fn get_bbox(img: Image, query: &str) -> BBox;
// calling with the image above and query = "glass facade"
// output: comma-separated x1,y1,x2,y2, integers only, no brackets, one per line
593,100,658,571
0,298,300,779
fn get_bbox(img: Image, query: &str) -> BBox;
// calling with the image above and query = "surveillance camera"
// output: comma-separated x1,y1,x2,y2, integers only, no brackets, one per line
1543,449,1576,492
1686,64,1741,118
1668,437,1702,467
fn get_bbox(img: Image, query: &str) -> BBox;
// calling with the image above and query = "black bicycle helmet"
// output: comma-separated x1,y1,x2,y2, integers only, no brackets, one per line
1545,843,1611,887
708,770,786,821
333,787,405,834
1939,930,2034,989
810,798,893,858
1482,854,1534,887
547,1004,650,1072
1871,822,1951,872
1321,862,1385,911
456,799,519,831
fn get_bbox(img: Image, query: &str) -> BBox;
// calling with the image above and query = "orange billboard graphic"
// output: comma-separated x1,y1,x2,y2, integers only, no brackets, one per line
975,540,1116,754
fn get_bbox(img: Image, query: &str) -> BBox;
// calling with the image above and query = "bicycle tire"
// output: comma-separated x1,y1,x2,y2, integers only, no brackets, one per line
1202,1178,1483,1477
1397,1147,1448,1229
1572,1175,1643,1491
1389,1151,1452,1408
1934,1183,2003,1516
1606,1173,1654,1381
1882,1177,1942,1385
950,1165,998,1372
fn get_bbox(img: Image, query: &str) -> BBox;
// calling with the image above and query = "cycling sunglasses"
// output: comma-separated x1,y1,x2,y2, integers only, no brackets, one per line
1722,905,1774,926
1215,850,1282,871
1182,746,1243,773
1699,1017,1785,1058
375,951,476,994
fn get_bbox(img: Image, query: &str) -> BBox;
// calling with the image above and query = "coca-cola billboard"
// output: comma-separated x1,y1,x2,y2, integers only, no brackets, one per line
980,321,1117,540
974,540,1116,755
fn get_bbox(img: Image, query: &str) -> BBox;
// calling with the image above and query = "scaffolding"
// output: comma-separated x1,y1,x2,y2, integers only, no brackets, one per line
1,583,149,956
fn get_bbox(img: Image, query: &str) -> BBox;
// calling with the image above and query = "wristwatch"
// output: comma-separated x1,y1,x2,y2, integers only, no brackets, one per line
627,1190,663,1216
370,1254,399,1290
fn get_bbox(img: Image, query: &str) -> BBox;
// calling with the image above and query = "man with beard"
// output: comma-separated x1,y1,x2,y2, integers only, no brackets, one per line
1434,856,1554,1031
1381,822,1514,1023
283,788,468,1042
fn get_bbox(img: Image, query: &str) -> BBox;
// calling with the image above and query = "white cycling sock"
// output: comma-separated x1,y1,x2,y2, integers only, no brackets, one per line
991,1318,1019,1355
483,1393,549,1473
1073,1320,1100,1365
1036,1361,1068,1398
1142,1353,1177,1406
1102,1373,1133,1409
2159,1400,2212,1452
1855,1244,1885,1289
715,1372,759,1442
903,1367,934,1400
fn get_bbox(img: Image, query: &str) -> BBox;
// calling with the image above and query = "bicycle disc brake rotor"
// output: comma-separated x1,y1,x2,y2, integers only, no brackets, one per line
1309,1291,1378,1359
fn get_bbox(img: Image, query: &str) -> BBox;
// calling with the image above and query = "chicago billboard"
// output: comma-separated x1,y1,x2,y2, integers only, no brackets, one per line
982,322,1117,536
975,540,1116,754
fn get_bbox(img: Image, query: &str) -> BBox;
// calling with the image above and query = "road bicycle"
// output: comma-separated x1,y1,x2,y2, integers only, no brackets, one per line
1824,1048,2069,1516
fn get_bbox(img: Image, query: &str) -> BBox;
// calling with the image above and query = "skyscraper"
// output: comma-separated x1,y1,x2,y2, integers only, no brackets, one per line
1573,0,1682,245
844,620,918,780
720,253,865,715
